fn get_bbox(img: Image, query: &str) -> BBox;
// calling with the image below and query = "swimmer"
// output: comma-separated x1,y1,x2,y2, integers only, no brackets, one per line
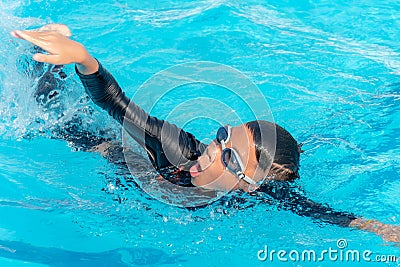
10,24,400,243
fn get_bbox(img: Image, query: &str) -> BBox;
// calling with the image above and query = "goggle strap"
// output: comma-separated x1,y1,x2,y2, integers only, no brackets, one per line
221,140,226,150
237,171,257,185
225,125,231,144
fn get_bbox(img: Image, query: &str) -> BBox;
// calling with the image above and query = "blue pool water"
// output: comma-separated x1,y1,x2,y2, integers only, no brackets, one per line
1,0,400,266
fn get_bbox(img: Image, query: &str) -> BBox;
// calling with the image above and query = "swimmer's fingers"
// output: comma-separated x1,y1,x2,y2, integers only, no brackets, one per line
11,30,47,48
11,29,89,65
34,24,72,37
11,30,59,52
32,53,61,64
10,30,23,40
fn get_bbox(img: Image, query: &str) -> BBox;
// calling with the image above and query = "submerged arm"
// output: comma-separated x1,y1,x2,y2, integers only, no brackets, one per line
261,181,400,243
261,181,356,227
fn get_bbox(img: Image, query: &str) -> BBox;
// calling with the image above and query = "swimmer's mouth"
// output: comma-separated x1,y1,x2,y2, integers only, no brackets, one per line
189,163,202,177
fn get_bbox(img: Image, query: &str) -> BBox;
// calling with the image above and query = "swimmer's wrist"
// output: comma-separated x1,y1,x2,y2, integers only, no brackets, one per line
76,53,99,75
350,218,380,231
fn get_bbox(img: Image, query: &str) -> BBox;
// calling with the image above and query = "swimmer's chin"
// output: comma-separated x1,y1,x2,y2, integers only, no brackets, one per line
191,176,219,191
191,176,208,189
191,176,200,187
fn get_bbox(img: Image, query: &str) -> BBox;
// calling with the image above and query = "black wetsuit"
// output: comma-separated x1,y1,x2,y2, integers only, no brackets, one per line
73,61,357,227
76,62,204,186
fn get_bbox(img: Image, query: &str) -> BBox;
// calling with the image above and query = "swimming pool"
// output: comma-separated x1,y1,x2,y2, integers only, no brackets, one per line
1,0,400,266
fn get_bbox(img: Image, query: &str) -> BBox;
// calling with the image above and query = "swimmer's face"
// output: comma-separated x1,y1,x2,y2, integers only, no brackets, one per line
190,124,265,192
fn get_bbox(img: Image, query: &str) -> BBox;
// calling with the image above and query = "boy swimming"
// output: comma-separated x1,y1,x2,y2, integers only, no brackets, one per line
10,24,400,243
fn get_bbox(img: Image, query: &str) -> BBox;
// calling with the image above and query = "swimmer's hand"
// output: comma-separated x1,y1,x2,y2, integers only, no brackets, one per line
10,25,98,75
350,218,400,243
34,23,72,37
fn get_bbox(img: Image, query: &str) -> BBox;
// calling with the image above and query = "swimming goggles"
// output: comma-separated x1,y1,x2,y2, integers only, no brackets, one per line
216,125,258,185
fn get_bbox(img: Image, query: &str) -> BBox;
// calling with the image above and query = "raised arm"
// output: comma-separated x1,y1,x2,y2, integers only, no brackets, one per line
10,26,206,171
75,62,206,169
